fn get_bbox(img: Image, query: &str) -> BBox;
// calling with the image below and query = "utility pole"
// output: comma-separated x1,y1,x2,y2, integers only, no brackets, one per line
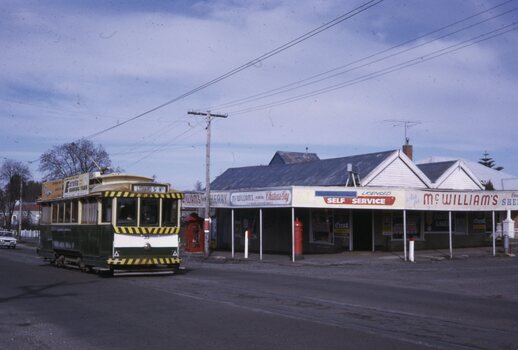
188,110,227,256
18,175,22,238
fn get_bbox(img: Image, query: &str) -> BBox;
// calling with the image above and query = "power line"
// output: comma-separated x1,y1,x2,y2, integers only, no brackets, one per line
208,0,517,111
83,0,384,139
226,21,518,115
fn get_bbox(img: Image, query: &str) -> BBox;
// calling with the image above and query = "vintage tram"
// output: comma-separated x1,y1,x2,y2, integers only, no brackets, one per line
38,172,183,275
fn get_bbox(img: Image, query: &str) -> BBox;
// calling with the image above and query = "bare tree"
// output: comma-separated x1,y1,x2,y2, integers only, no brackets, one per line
0,159,31,229
39,139,113,180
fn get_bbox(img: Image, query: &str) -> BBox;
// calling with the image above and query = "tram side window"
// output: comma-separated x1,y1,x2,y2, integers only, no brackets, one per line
101,198,112,223
162,199,178,227
81,199,98,224
41,204,51,224
140,198,159,226
117,198,137,226
64,202,71,222
71,200,78,223
51,203,59,223
58,202,65,223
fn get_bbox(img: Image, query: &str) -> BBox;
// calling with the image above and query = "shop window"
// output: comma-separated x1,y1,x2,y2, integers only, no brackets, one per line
470,212,492,234
392,212,420,240
117,198,137,226
140,198,159,227
101,198,112,223
162,199,178,227
310,209,333,244
424,212,455,233
332,211,350,239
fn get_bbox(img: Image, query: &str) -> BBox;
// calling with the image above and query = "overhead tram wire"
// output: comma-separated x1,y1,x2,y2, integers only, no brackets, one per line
126,122,205,167
110,113,193,156
208,0,518,111
228,21,518,116
83,0,384,140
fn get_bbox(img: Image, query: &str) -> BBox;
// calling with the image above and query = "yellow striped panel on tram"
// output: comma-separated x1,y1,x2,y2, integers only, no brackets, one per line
113,226,180,235
107,258,183,266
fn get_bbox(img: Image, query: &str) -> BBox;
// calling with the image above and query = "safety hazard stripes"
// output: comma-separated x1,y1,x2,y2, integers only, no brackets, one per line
107,257,181,266
103,191,184,199
114,226,180,235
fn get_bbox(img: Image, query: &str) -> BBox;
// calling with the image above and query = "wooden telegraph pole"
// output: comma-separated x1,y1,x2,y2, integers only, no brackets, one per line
188,110,227,256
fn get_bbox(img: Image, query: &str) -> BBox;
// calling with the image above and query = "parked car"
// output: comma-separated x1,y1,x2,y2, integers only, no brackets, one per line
0,231,17,249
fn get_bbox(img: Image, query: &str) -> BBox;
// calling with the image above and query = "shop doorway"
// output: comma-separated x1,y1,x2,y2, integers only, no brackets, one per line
353,210,372,250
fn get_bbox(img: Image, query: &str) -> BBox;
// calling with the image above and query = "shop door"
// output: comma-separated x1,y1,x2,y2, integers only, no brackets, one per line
353,210,372,251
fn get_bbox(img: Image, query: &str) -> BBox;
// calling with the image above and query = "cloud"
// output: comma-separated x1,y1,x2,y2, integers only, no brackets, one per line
1,0,517,188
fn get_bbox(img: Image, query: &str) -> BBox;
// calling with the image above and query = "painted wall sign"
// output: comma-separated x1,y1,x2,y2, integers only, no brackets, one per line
230,190,292,207
183,192,230,208
315,190,396,206
406,190,518,210
63,173,89,198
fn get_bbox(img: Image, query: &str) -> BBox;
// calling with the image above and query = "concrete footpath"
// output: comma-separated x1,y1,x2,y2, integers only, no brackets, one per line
18,237,515,267
182,245,516,267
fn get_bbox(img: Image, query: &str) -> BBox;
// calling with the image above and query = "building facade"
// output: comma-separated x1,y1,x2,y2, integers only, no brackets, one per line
183,148,518,260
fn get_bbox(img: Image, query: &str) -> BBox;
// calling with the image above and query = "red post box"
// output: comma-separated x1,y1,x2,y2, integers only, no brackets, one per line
294,217,303,259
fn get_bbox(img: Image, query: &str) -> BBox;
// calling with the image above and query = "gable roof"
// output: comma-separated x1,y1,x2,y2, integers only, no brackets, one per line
211,150,420,190
269,151,320,165
417,156,517,190
417,160,483,190
417,161,457,183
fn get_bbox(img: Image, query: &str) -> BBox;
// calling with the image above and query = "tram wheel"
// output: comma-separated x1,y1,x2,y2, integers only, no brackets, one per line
79,259,92,273
55,255,65,268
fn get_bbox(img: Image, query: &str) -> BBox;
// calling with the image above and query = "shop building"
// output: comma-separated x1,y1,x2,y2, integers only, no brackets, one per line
183,147,518,260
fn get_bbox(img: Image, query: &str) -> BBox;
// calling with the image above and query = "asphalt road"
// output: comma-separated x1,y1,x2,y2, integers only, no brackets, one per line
1,244,517,350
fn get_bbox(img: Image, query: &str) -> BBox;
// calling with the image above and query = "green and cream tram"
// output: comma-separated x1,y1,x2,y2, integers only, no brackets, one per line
38,173,183,275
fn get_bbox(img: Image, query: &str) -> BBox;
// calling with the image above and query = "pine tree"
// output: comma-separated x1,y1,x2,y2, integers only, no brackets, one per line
478,151,503,171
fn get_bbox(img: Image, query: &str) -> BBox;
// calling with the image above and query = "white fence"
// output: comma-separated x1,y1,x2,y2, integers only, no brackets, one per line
19,229,40,238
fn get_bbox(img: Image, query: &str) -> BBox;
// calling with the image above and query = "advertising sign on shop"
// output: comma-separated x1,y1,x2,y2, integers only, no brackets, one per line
230,190,292,207
183,192,230,208
315,190,396,206
407,190,518,211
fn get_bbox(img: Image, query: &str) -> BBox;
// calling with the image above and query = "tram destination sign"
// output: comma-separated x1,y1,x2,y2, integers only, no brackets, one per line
132,184,168,193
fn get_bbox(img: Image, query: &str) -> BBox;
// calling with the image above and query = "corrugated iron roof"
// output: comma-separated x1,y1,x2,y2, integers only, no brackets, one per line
212,150,396,190
269,151,320,165
416,161,457,183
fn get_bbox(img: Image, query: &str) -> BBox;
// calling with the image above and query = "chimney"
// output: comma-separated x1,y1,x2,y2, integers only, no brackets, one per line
402,138,413,160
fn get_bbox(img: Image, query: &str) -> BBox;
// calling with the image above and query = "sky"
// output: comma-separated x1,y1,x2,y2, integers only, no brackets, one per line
1,0,518,190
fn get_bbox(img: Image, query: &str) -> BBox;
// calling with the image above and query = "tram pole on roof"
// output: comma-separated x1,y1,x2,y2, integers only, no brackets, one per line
188,110,227,257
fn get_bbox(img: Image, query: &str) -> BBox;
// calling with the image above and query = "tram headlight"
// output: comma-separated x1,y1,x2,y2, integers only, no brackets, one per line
144,243,152,251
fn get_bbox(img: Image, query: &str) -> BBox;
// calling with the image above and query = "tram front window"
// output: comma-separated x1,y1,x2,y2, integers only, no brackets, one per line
140,198,159,226
162,199,178,227
117,198,137,226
